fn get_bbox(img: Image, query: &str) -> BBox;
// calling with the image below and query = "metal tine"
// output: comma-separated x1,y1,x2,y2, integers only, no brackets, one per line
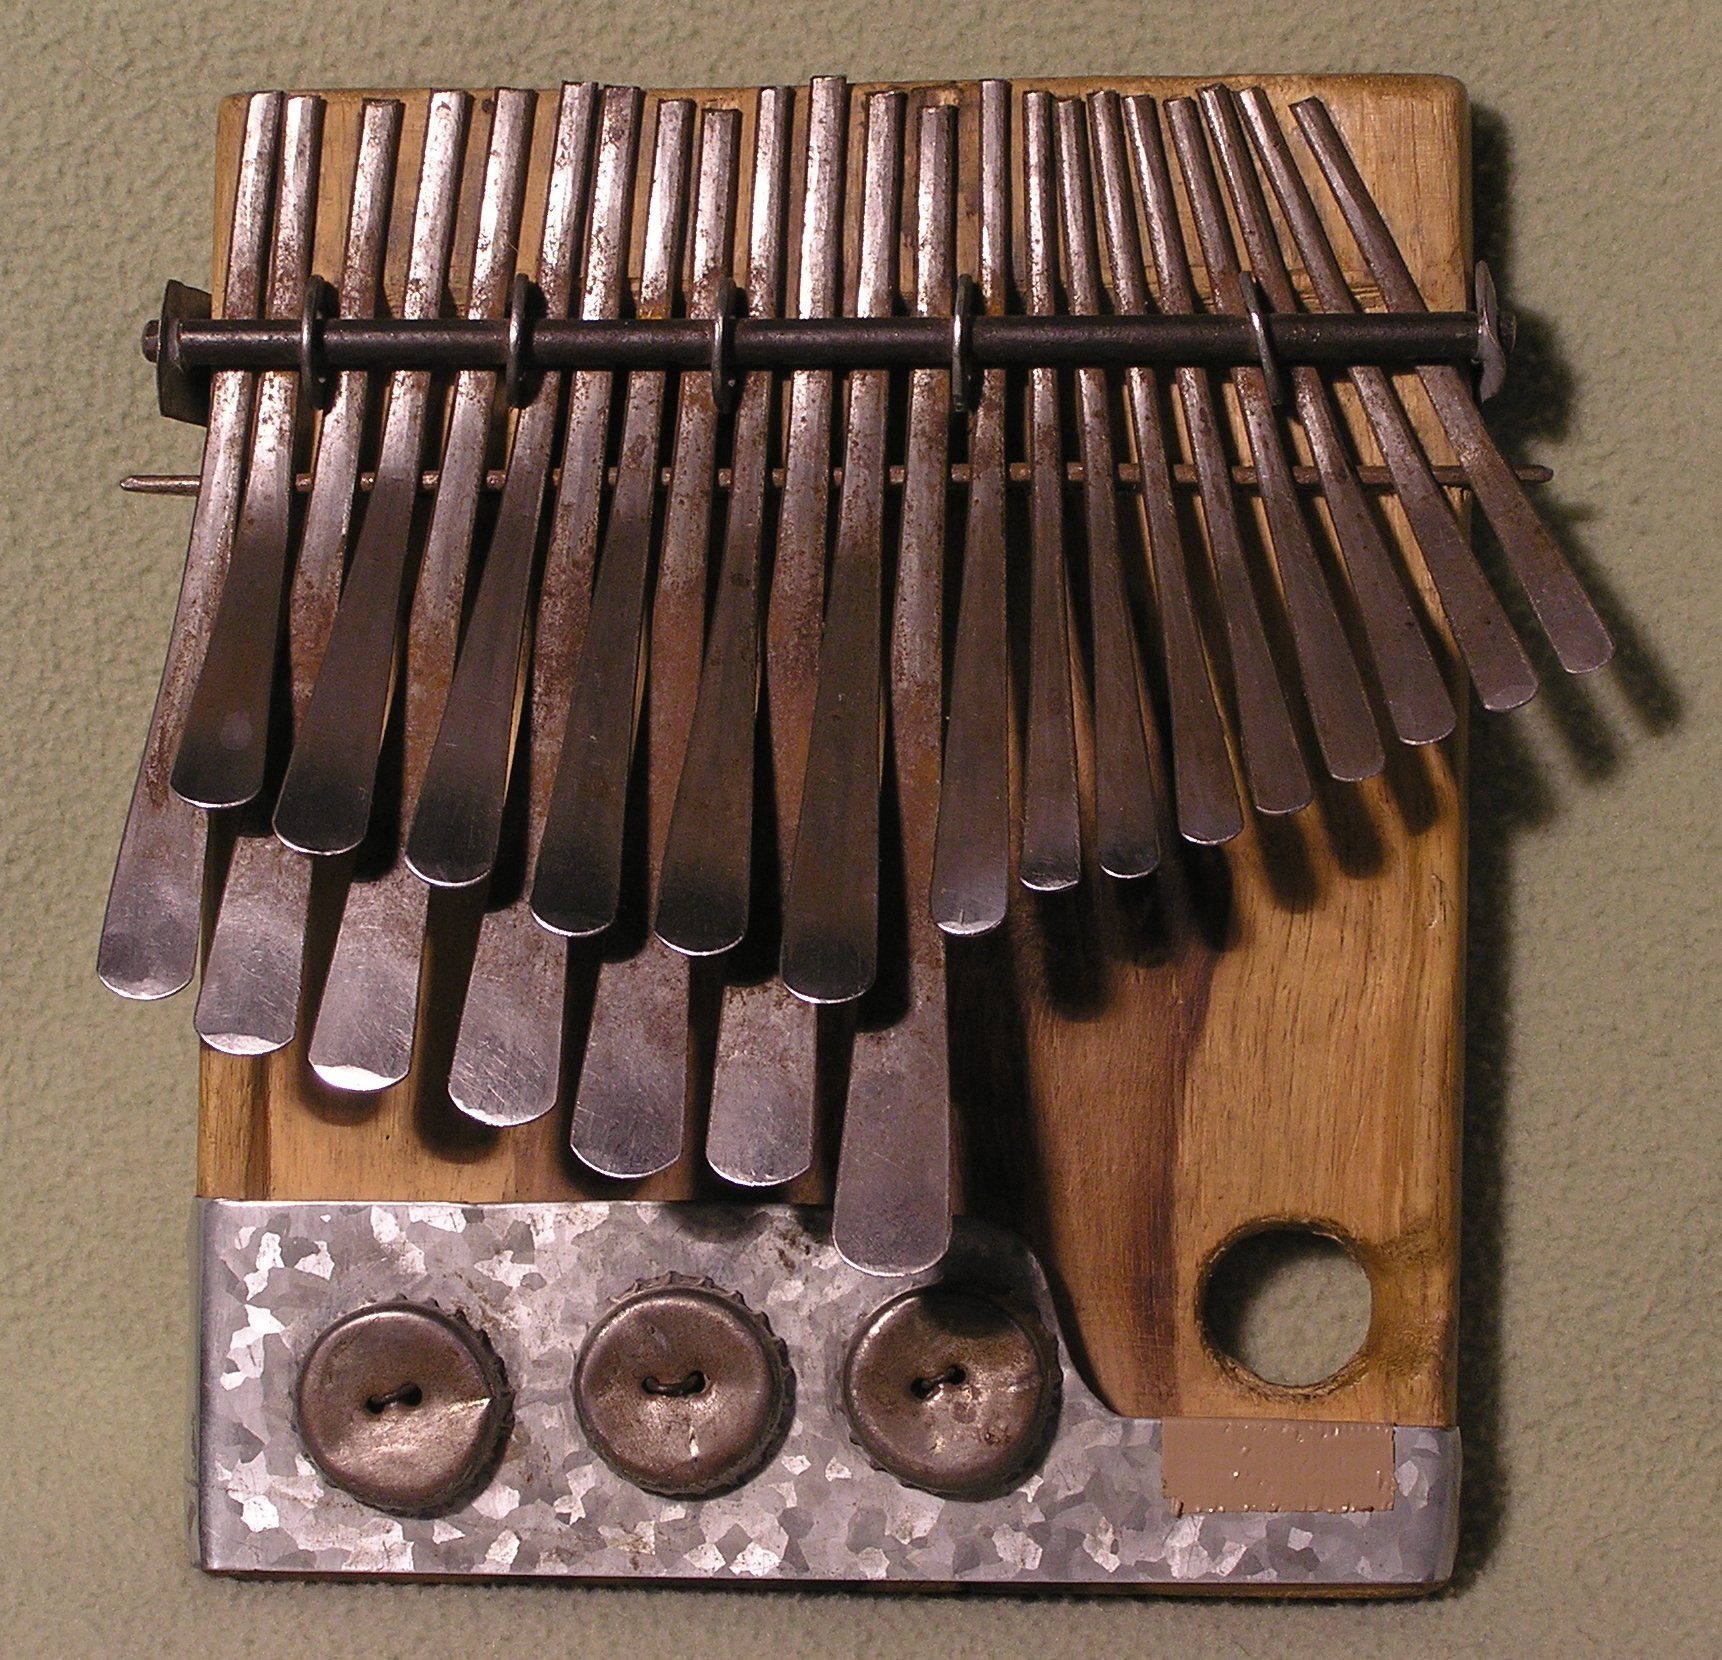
1088,90,1242,847
409,87,639,890
656,93,790,959
530,100,695,940
1123,95,1310,817
930,77,1014,928
1166,96,1384,784
193,95,352,1053
704,78,842,1186
310,90,535,1090
565,103,730,1179
833,98,956,1277
1291,96,1612,678
1236,87,1538,712
171,97,323,813
276,92,525,857
1053,97,1162,878
1199,86,1455,747
98,91,282,999
1018,88,1083,889
446,83,613,1127
779,89,904,1005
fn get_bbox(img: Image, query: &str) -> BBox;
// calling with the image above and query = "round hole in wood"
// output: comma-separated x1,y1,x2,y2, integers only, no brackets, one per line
1201,1227,1372,1389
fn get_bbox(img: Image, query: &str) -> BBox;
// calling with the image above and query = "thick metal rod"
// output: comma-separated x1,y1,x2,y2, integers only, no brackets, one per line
98,90,281,1000
779,89,904,1005
196,97,403,1058
1018,89,1083,890
1126,94,1311,818
832,98,956,1278
1089,89,1241,848
702,76,844,1188
930,77,1013,931
158,303,1488,373
1236,87,1539,712
1200,83,1456,749
1292,95,1612,677
1167,95,1384,785
310,89,535,1092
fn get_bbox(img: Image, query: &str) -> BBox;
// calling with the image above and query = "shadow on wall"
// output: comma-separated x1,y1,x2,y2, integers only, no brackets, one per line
1452,105,1681,1588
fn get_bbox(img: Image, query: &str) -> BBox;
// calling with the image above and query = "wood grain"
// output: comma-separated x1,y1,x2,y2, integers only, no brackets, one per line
200,75,1468,1432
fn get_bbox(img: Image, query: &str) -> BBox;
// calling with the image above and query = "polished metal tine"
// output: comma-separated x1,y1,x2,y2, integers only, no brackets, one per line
1235,89,1537,712
1123,95,1311,817
1018,88,1083,889
409,86,640,890
567,104,731,1179
98,91,283,1000
277,91,528,858
833,99,956,1277
170,96,324,812
779,88,904,1005
930,78,1014,928
310,90,536,1091
197,94,382,1054
1088,90,1242,847
705,77,843,1186
1291,96,1611,677
656,92,791,960
1198,85,1455,748
446,84,611,1126
1166,96,1384,785
530,99,695,941
1053,97,1162,878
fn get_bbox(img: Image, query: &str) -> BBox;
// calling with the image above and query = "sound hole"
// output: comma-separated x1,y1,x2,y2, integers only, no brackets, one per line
1202,1228,1372,1389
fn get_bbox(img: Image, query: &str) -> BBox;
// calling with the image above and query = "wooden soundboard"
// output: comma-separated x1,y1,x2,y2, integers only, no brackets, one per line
198,72,1466,1445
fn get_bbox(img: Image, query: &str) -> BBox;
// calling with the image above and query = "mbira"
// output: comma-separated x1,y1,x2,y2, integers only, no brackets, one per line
101,74,1609,1591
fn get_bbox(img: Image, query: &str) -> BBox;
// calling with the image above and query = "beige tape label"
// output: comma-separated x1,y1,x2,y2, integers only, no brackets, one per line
1160,1418,1396,1515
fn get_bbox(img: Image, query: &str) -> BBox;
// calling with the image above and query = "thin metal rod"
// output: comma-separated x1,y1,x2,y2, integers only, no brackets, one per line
1126,94,1310,817
930,77,1013,931
1089,89,1240,848
98,90,281,1000
779,89,904,1005
1199,83,1455,748
1054,96,1161,878
169,95,323,811
1018,88,1082,890
1167,95,1384,785
1292,95,1612,677
1235,87,1539,712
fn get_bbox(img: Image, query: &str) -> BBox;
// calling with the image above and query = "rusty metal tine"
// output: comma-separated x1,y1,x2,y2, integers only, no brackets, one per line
531,100,695,942
657,91,792,959
705,78,842,1186
779,89,904,1005
1292,95,1612,676
276,92,529,857
192,95,355,1053
1088,90,1241,846
310,90,536,1090
833,98,956,1278
931,77,1014,928
1123,95,1310,816
409,86,640,891
1199,84,1455,747
446,84,611,1127
1166,96,1384,784
1236,87,1537,711
563,103,725,1179
170,96,324,812
1018,88,1083,889
1053,97,1162,877
99,91,283,999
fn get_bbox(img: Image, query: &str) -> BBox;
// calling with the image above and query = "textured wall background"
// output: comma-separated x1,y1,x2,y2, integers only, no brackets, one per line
0,1,1715,1654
